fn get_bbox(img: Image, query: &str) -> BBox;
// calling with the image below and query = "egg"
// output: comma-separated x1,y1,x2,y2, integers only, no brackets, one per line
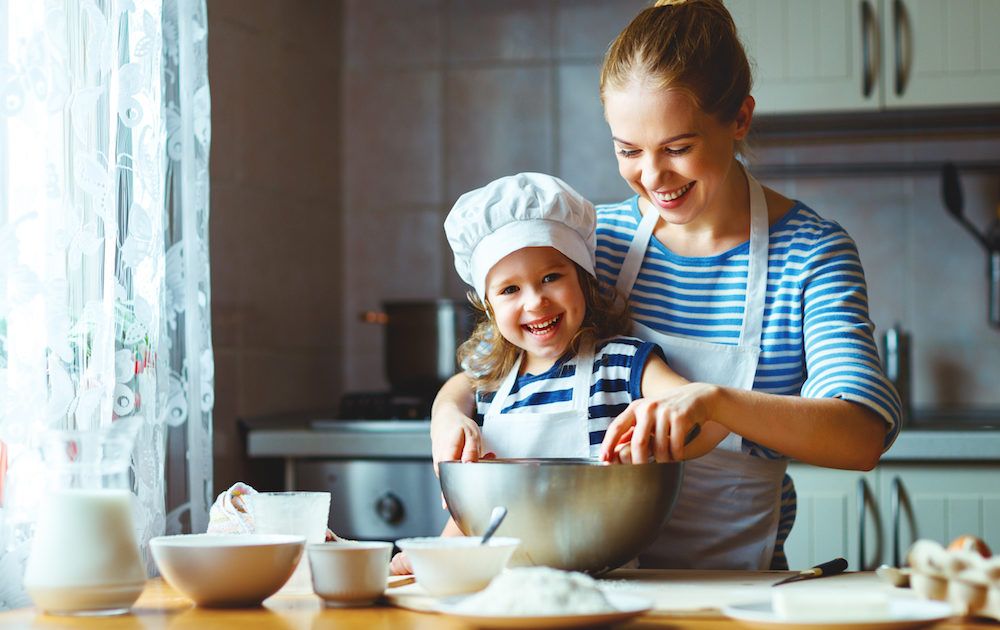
947,535,991,558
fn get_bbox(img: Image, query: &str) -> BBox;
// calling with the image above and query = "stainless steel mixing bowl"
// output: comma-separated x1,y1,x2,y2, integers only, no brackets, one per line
439,458,684,574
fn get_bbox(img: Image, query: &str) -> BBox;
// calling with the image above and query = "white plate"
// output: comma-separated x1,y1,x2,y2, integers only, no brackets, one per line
723,598,954,630
434,592,653,629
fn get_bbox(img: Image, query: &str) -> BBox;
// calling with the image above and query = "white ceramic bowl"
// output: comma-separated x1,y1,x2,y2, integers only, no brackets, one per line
395,536,520,596
150,534,305,607
307,541,392,606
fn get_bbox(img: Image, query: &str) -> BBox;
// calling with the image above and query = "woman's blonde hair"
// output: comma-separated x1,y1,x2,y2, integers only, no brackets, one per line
457,264,632,391
600,0,753,147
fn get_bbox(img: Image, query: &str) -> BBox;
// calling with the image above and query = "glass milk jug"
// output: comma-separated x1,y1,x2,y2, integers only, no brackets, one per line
23,419,147,615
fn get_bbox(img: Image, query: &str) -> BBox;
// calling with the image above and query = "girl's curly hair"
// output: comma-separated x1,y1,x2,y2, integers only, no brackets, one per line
457,264,632,391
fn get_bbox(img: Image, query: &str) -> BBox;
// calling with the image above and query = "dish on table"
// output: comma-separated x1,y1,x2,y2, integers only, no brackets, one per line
433,592,652,629
722,597,954,630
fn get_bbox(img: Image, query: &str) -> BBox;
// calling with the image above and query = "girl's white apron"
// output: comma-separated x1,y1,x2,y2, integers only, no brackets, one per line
614,167,786,570
481,344,594,459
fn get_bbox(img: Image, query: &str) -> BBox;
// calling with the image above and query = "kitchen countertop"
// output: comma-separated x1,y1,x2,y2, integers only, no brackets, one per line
243,414,1000,462
1,573,995,629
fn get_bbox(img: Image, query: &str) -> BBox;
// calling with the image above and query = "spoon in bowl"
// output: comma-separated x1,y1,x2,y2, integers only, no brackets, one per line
480,506,507,545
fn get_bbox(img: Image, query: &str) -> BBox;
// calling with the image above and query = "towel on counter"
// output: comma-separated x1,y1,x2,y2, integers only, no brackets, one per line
207,482,343,541
207,482,257,534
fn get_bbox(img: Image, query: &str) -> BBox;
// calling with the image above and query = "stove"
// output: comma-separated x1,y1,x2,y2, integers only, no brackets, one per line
337,391,433,421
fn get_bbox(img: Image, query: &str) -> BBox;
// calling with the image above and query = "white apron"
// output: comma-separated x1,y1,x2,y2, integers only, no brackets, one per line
614,166,787,570
481,344,594,459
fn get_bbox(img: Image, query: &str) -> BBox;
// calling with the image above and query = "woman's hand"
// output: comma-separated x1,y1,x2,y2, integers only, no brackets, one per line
430,373,481,473
600,382,728,463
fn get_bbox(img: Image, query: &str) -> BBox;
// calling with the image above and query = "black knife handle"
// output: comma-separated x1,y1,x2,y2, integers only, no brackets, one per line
815,557,848,576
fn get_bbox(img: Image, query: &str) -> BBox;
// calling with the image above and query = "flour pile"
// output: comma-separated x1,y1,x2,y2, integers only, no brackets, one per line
450,566,616,616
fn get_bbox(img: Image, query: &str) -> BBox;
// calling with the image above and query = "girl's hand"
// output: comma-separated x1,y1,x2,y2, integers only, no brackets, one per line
430,409,482,473
600,382,726,463
389,550,412,575
430,373,481,474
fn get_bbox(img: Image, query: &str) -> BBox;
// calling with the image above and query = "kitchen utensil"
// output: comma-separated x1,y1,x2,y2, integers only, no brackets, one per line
941,162,1000,328
942,163,989,249
434,592,653,629
876,564,912,588
24,419,146,616
245,491,331,594
395,536,520,596
307,541,393,607
150,534,305,607
772,557,848,586
480,506,507,545
360,299,475,396
880,325,911,426
723,597,953,630
439,458,684,574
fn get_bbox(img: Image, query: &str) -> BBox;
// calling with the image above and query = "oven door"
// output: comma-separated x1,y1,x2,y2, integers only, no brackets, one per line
294,459,450,541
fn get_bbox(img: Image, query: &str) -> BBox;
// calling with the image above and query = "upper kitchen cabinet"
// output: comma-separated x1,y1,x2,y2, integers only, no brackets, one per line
727,0,1000,114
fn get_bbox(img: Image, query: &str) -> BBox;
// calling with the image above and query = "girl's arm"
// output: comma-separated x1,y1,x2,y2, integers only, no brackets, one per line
429,372,481,472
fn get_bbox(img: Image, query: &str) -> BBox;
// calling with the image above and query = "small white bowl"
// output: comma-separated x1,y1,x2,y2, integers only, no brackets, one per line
150,534,305,607
395,536,520,596
308,541,392,606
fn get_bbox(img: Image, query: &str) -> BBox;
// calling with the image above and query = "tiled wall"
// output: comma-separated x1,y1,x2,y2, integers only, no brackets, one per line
208,1,1000,493
208,0,344,490
339,0,1000,411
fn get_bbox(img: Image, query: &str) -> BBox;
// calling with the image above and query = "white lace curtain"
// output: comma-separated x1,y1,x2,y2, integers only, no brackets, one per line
0,0,212,609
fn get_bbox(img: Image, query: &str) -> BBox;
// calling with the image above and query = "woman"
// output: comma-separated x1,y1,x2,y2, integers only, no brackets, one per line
430,0,900,571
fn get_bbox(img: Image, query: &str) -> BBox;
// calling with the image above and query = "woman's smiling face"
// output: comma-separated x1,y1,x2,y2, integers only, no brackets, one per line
484,246,586,375
604,82,751,229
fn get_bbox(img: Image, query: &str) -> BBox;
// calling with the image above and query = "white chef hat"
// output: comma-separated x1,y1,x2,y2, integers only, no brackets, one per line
444,172,596,300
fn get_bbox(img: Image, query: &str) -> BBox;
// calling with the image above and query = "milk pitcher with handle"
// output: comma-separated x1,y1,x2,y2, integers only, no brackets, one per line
23,418,147,615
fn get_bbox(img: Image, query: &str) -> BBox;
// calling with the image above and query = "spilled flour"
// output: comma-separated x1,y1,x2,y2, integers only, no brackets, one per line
451,566,615,616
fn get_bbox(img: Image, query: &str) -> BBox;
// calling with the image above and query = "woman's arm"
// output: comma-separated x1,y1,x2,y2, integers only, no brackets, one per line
429,372,481,472
601,352,729,463
602,381,886,470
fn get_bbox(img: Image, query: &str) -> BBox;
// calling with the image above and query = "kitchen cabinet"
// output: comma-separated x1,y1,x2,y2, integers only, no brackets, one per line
785,462,1000,571
727,0,1000,114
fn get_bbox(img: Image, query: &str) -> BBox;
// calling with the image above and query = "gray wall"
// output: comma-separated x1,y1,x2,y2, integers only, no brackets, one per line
208,0,344,490
207,0,1000,492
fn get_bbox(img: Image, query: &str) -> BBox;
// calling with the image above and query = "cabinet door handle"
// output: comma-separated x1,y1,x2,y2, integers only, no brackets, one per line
890,476,917,567
893,0,912,96
860,0,877,98
857,477,882,571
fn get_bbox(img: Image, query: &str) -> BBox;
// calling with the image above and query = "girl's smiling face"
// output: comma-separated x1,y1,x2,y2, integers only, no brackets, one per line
604,82,752,230
484,246,587,375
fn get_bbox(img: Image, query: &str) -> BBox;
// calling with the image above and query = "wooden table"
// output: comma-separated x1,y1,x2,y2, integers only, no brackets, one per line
1,575,997,629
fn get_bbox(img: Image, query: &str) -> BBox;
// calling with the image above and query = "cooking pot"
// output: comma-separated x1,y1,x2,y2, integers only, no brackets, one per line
361,300,475,395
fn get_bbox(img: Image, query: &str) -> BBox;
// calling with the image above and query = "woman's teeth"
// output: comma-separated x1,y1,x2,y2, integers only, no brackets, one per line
524,315,561,334
653,181,693,202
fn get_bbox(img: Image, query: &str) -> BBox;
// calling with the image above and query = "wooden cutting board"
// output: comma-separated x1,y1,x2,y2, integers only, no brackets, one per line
384,569,902,617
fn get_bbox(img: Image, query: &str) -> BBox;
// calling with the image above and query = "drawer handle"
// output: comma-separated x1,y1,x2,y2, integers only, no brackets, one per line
860,0,877,98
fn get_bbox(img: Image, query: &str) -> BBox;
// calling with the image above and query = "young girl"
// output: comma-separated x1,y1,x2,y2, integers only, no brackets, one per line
431,0,900,571
388,171,698,575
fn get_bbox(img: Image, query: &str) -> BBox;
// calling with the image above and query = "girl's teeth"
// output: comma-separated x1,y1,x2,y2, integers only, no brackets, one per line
654,182,692,202
525,315,560,333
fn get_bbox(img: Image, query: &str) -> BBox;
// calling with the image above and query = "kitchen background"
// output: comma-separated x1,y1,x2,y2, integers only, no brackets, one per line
205,0,1000,493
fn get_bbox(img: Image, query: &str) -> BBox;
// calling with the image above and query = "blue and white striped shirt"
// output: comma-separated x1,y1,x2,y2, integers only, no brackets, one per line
474,337,662,458
596,196,900,569
595,196,902,457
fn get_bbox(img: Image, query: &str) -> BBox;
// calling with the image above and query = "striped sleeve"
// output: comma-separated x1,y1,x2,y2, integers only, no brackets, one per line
795,222,901,451
596,198,901,459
